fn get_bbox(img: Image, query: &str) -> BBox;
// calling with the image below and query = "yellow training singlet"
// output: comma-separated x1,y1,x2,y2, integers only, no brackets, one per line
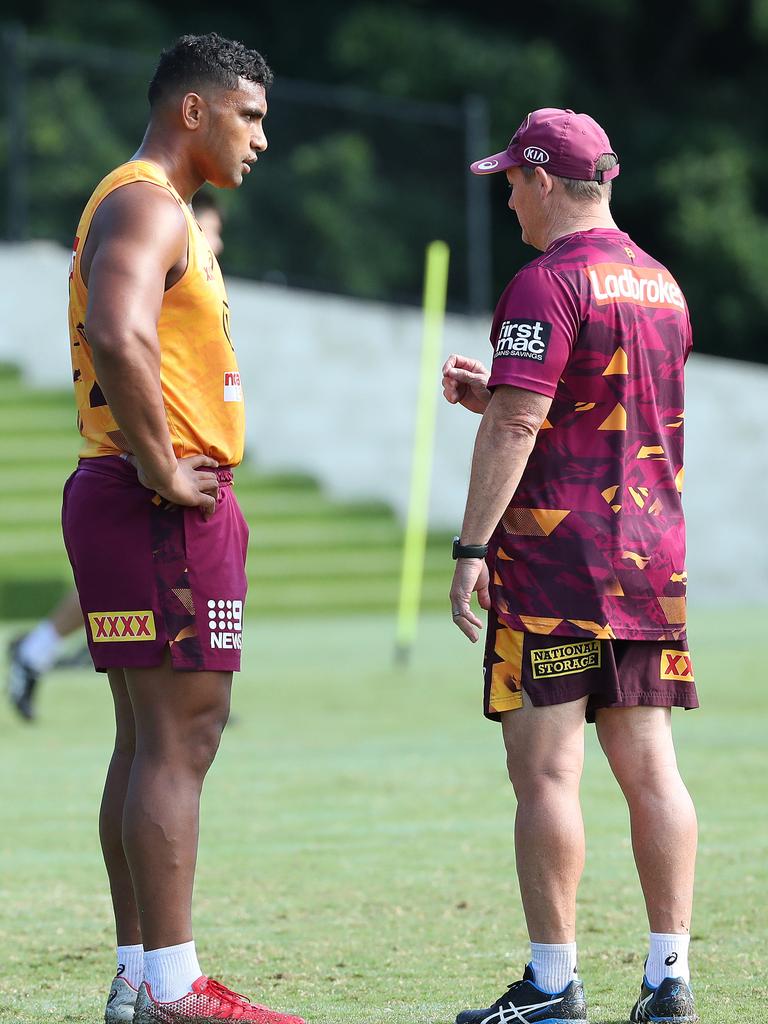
68,160,244,467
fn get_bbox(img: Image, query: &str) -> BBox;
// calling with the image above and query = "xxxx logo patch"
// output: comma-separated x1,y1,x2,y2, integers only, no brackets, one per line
660,649,694,682
88,611,156,643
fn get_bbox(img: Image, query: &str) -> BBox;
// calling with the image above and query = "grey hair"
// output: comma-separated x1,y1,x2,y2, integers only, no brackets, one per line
522,153,617,203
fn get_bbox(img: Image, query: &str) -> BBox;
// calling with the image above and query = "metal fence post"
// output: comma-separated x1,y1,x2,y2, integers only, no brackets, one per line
3,23,28,241
464,93,491,314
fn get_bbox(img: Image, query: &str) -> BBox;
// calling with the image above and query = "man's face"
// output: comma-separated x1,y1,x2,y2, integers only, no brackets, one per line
196,209,224,256
506,166,546,249
199,78,268,189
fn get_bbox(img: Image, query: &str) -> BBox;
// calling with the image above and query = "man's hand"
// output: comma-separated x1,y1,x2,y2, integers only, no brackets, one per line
128,454,220,519
442,354,491,414
450,558,491,642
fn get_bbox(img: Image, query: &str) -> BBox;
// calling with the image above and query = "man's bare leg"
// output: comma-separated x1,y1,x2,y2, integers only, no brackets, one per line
101,669,141,946
50,588,86,637
501,693,589,943
122,649,232,951
596,706,697,934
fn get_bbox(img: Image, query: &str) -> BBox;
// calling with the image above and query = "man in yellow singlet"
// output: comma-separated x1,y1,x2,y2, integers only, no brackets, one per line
62,34,306,1024
6,195,224,723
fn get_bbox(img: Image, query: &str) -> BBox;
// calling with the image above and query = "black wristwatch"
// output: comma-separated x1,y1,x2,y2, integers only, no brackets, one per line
452,536,489,560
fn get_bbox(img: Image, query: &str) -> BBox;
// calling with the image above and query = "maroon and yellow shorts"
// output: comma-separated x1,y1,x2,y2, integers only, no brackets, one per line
483,609,698,723
62,456,249,673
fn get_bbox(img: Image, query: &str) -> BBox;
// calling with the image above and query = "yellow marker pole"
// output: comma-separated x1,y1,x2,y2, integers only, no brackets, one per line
395,240,450,664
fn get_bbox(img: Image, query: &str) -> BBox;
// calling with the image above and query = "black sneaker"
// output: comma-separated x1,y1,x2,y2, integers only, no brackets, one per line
6,635,39,721
456,964,587,1024
630,975,698,1022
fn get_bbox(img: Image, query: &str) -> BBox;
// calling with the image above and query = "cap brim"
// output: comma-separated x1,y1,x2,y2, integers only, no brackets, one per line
469,150,519,175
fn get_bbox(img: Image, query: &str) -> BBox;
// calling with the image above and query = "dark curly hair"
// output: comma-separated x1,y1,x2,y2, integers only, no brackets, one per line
148,33,273,108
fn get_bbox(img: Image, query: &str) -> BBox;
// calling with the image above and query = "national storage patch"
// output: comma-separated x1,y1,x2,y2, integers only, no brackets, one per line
531,639,601,679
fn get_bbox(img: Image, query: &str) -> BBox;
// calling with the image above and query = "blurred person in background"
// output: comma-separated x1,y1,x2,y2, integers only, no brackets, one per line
59,33,306,1024
443,108,699,1024
6,191,225,723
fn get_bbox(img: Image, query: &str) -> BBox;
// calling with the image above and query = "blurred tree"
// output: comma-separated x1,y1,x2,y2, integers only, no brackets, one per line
1,0,767,362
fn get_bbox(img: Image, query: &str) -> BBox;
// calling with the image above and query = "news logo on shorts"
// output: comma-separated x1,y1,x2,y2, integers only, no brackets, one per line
223,371,243,402
494,319,552,362
208,598,243,650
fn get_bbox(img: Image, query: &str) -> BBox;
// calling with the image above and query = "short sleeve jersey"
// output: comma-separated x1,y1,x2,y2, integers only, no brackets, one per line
486,228,692,641
68,160,245,467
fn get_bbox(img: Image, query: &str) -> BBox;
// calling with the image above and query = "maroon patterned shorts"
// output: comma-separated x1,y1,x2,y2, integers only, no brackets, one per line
62,456,249,673
483,609,698,723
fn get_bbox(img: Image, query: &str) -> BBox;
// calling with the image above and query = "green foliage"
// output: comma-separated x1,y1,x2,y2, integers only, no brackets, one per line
331,4,565,113
658,146,768,361
2,0,768,360
289,133,411,298
25,70,133,240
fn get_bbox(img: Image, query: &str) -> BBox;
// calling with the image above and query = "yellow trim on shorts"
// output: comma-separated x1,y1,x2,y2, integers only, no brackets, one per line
489,624,525,713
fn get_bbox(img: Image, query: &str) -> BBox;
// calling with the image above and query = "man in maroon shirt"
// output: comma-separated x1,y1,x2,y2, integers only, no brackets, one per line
444,109,698,1024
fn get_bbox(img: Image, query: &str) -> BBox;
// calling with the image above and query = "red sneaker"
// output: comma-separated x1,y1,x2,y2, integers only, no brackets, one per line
133,976,307,1023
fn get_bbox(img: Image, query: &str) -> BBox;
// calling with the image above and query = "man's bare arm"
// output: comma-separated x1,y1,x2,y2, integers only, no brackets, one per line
450,384,551,641
84,183,218,512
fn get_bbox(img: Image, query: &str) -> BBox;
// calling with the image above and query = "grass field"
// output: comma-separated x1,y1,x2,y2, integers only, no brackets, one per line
0,609,766,1024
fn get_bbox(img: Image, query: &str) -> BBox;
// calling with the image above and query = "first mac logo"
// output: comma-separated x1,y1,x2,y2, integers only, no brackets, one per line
88,611,156,642
495,319,552,361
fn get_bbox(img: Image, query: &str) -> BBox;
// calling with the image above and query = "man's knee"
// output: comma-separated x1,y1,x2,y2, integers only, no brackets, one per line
596,706,678,796
502,697,586,797
506,752,582,798
185,707,229,777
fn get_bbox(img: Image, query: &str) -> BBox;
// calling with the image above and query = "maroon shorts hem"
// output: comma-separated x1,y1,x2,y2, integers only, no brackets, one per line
62,456,249,674
482,609,698,723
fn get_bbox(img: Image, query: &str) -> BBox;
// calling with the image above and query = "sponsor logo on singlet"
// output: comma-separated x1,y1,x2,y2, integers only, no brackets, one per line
586,263,685,311
223,371,243,403
88,611,156,642
69,236,80,281
494,319,552,361
531,639,601,678
208,599,243,649
660,649,694,682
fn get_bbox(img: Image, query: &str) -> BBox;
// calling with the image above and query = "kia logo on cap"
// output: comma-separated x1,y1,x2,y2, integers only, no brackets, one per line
523,146,550,164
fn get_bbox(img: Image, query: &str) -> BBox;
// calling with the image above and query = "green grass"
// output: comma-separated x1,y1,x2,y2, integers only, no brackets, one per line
0,608,766,1023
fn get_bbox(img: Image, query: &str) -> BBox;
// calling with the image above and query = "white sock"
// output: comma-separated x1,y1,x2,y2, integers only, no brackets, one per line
646,932,690,986
116,944,144,990
144,941,202,1002
18,620,63,673
530,941,579,994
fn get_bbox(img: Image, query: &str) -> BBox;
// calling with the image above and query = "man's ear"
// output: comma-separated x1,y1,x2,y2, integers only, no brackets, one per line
181,92,205,131
535,165,554,198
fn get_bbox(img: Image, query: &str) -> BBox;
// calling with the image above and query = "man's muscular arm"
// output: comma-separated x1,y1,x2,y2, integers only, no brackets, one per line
83,182,218,514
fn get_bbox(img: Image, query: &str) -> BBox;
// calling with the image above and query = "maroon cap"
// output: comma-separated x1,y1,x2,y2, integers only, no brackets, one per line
470,107,620,183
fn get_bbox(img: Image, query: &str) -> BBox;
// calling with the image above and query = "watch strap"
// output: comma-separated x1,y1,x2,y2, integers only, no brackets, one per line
452,536,489,560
